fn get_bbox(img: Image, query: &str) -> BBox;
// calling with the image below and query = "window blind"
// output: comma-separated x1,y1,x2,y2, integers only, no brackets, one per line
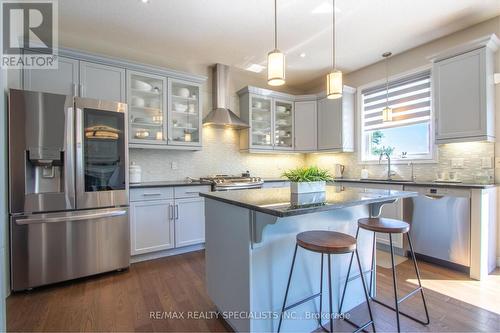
361,70,431,131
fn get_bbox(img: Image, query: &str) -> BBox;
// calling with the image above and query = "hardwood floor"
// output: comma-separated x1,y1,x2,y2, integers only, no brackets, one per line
7,250,500,332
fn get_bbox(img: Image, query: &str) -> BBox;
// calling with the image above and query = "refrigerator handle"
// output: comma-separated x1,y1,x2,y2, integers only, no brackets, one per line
64,107,76,209
16,209,128,225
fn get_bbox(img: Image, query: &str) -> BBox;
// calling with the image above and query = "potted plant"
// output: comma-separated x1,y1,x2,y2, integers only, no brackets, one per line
282,166,333,194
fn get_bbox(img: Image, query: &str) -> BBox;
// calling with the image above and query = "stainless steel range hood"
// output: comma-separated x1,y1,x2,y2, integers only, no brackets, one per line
203,64,249,129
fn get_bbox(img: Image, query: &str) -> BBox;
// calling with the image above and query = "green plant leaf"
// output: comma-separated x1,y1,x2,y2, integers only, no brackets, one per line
282,166,333,182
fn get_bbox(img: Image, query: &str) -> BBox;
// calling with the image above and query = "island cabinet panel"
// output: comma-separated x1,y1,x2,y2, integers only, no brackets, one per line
79,61,126,102
294,100,317,151
130,199,175,255
433,40,497,143
174,197,205,247
23,54,79,95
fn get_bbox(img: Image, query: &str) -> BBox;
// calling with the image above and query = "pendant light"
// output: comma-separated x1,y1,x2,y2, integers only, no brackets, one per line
382,52,393,122
267,0,285,86
326,0,342,99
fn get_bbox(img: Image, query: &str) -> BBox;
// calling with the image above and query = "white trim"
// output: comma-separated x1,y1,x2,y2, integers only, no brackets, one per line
130,243,205,263
357,64,437,164
427,34,500,63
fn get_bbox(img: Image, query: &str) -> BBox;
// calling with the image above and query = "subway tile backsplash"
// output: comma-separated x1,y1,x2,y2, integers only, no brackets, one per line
306,142,495,183
129,127,306,182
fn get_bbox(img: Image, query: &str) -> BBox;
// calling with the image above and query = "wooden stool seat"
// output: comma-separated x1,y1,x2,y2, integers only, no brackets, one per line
296,230,357,254
358,217,410,234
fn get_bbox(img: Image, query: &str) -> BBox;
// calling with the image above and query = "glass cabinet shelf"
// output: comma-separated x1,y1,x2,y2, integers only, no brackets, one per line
128,71,167,144
168,79,201,145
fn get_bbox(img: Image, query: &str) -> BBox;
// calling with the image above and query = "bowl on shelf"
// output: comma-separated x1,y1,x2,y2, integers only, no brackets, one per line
276,105,287,112
131,96,145,107
132,80,152,92
174,103,188,112
147,99,160,108
176,87,190,98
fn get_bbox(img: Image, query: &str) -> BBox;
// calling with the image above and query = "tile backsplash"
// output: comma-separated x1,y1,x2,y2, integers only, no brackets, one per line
306,141,495,183
129,127,306,181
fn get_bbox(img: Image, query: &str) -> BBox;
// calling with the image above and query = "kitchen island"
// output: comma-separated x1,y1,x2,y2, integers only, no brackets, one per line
200,185,416,332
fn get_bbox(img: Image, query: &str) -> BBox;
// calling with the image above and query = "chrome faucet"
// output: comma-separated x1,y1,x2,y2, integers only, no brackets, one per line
379,152,392,179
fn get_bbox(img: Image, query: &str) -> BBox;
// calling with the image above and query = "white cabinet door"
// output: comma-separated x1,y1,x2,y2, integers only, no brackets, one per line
130,199,174,255
434,48,490,142
294,100,317,151
79,61,126,102
174,197,205,247
317,97,342,150
23,55,78,95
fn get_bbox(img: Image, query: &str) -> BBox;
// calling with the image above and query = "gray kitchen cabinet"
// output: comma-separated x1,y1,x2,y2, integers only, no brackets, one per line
317,86,355,152
129,185,209,257
130,199,175,255
294,100,317,151
23,54,79,95
238,86,295,152
79,61,126,102
432,35,498,143
174,197,206,247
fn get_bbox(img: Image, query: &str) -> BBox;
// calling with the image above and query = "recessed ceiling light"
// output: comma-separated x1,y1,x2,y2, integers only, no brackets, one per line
311,2,340,14
299,52,306,58
245,64,265,73
140,0,150,3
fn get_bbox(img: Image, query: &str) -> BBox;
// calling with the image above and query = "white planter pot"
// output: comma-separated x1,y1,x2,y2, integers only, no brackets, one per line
290,181,326,194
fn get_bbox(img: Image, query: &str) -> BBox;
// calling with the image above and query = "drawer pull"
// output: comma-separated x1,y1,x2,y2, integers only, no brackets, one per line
142,193,162,196
184,191,201,194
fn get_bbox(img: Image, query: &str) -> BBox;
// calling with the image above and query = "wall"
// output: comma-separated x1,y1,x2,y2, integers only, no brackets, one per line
305,16,500,262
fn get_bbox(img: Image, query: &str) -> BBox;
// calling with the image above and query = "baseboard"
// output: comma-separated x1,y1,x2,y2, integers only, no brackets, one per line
131,243,205,264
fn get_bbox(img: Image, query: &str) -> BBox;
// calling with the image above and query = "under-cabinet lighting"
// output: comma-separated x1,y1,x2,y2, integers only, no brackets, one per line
495,73,500,84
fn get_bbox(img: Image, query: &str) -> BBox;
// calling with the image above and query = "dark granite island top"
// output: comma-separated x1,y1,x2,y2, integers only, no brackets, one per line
200,185,417,217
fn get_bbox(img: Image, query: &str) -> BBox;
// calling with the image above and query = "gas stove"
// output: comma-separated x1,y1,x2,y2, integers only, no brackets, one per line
200,174,264,191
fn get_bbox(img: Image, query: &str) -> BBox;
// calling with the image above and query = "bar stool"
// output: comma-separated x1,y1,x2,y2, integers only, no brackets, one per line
340,218,430,333
277,231,376,333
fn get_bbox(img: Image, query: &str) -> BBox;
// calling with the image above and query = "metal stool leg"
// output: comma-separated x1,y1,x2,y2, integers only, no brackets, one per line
388,234,401,332
406,232,430,325
277,244,299,333
328,254,333,333
319,254,325,329
339,227,359,314
356,249,376,333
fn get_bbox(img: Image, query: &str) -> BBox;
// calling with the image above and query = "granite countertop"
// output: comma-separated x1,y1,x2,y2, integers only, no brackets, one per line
130,180,212,188
200,185,417,217
335,178,496,189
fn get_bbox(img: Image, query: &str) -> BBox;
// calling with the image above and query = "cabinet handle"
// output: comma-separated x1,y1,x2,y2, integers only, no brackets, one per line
175,204,179,220
142,193,162,197
72,83,77,96
169,204,174,220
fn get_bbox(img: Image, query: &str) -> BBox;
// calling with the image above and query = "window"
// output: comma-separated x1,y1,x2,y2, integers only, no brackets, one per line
360,70,434,162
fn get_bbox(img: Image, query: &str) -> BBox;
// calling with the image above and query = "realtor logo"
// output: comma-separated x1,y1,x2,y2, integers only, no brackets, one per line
2,0,58,68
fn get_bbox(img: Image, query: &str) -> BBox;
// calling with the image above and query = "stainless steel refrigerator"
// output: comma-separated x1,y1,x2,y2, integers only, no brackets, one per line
8,89,130,291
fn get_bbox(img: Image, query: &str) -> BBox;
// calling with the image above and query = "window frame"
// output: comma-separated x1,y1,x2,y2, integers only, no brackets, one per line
357,65,437,164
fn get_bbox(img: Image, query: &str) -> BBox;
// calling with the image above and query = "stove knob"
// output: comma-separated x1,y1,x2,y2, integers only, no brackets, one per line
256,177,262,182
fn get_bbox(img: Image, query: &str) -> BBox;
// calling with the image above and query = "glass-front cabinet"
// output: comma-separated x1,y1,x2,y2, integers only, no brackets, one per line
249,95,273,149
128,71,167,145
274,99,294,150
238,87,295,152
168,79,202,146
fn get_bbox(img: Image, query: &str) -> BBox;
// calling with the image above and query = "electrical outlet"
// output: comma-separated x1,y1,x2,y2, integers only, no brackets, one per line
171,161,178,170
481,157,493,169
451,158,464,169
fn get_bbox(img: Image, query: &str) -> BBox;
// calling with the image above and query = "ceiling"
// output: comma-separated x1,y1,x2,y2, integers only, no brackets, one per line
58,0,500,88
